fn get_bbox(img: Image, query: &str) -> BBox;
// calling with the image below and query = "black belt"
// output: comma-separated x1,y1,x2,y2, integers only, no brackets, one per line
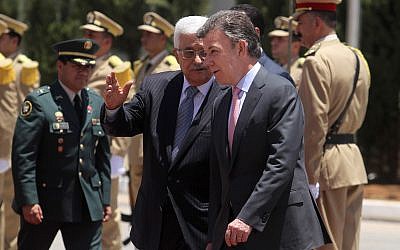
325,134,356,145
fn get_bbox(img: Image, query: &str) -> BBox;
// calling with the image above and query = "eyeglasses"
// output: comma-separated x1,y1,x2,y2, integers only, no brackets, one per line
177,49,206,60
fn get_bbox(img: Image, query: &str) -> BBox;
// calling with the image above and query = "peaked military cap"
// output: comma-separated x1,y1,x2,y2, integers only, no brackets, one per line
293,0,342,18
268,16,299,38
0,14,28,36
52,38,99,66
0,20,7,35
137,12,174,38
80,10,124,37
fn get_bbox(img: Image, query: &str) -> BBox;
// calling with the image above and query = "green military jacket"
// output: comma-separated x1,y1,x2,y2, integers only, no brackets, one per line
12,80,111,222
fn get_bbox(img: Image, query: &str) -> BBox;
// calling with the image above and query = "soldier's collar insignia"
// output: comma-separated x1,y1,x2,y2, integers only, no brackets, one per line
21,100,32,117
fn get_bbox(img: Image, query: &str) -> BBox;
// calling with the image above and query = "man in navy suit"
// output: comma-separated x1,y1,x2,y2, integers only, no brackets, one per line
198,10,330,250
230,4,294,85
101,16,222,250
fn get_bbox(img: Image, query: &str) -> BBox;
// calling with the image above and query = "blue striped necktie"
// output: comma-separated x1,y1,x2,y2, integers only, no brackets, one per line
172,86,199,159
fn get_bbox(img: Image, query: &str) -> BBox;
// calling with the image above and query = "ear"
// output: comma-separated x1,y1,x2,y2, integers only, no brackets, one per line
56,60,62,70
237,40,248,57
254,27,261,38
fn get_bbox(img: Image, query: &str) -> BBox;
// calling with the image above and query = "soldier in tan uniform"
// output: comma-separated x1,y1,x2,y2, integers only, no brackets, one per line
268,16,304,89
0,14,39,250
294,1,370,249
80,10,132,250
127,12,179,210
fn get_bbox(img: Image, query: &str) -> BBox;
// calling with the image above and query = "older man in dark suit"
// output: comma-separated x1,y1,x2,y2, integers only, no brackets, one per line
198,10,330,250
101,16,222,250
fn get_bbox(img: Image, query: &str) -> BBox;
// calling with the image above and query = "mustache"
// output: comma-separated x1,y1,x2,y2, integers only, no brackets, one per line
191,65,208,71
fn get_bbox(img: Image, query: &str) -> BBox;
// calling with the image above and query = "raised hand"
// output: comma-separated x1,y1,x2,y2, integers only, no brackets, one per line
103,72,133,110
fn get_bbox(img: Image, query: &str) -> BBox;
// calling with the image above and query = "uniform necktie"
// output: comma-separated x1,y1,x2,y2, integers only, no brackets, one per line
228,86,241,152
73,94,83,126
172,86,199,159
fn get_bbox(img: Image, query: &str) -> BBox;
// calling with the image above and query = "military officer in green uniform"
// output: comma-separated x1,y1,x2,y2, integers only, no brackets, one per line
268,16,304,89
11,38,111,250
81,10,132,250
0,13,40,250
127,12,180,211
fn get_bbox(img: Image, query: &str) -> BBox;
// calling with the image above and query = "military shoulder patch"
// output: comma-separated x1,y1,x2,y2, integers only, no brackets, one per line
21,100,33,117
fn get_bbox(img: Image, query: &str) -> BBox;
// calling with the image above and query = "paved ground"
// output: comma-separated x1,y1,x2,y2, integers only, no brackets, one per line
50,177,400,249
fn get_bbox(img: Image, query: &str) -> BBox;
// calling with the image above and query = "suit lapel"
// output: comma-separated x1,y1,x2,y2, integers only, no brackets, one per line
169,81,220,171
215,89,231,167
157,73,184,165
231,70,266,164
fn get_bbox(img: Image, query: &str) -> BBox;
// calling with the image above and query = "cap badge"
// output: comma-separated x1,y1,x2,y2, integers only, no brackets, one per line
144,15,154,25
84,40,93,50
87,12,95,23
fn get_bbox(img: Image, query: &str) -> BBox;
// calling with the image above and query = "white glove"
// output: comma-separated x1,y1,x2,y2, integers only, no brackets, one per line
0,159,10,173
110,155,125,179
309,182,320,200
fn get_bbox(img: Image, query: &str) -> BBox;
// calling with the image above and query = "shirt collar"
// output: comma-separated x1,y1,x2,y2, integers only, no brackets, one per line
182,75,214,97
315,33,339,45
235,62,261,93
58,80,81,103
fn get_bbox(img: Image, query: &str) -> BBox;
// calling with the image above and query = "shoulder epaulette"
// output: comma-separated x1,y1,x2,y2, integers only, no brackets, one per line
0,58,15,85
114,61,132,87
108,55,123,68
164,55,178,67
16,54,31,64
347,45,371,78
21,60,40,86
304,43,321,57
33,85,50,97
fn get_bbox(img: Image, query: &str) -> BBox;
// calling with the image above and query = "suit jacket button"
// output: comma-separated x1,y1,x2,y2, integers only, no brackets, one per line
79,158,83,164
80,144,84,150
42,183,46,188
79,171,82,177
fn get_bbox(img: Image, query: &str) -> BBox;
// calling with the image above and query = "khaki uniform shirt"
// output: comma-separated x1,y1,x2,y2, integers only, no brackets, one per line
299,36,370,190
133,50,180,89
0,52,39,162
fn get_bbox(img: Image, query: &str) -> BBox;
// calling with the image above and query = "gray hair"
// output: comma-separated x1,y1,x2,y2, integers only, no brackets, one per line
174,16,208,48
197,10,261,58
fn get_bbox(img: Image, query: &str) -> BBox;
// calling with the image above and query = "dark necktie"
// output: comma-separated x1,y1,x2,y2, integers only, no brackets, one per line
172,86,199,159
73,94,83,126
